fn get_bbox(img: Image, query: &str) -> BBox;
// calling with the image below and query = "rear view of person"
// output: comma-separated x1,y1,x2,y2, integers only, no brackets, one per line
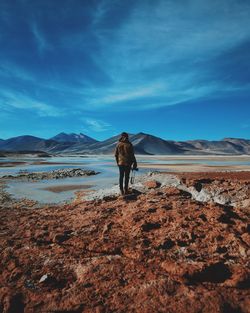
115,132,137,195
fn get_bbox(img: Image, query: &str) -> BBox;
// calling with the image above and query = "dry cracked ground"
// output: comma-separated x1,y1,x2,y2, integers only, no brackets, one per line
0,172,249,313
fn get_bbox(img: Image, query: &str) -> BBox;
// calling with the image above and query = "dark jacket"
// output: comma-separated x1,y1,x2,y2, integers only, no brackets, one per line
115,139,137,167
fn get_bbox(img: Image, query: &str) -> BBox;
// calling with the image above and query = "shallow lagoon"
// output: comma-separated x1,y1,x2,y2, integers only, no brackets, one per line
1,155,250,203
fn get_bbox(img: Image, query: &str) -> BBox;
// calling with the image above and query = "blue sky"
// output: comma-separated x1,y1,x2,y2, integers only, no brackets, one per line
0,0,250,141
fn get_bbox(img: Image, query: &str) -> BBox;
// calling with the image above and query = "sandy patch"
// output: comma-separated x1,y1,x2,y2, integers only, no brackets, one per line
137,154,250,161
32,161,84,165
139,163,250,172
0,162,27,167
41,184,94,193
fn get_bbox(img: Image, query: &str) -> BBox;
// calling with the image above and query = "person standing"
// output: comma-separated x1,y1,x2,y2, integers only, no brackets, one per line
115,132,137,195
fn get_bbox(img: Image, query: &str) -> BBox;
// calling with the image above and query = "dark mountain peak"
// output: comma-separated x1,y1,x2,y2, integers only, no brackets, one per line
187,139,209,143
137,132,147,136
50,133,97,144
56,132,67,136
135,132,169,142
223,137,248,141
135,132,158,139
8,135,45,142
0,135,48,152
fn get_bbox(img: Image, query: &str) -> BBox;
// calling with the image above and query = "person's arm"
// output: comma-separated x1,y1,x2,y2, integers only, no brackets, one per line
132,156,137,169
131,145,137,169
114,145,119,165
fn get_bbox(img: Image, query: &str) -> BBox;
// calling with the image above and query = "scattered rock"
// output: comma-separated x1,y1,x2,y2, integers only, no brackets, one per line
39,274,49,283
53,233,70,243
141,222,161,232
157,239,175,250
144,180,161,189
2,168,99,181
185,262,232,284
0,171,249,312
147,207,157,213
5,293,25,313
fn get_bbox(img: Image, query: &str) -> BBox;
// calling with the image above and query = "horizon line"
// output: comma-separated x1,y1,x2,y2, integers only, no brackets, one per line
0,132,249,142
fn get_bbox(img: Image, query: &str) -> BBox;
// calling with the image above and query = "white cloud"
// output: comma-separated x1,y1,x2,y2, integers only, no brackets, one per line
85,0,250,109
31,22,50,54
0,62,35,81
2,0,250,115
94,83,165,105
91,0,110,26
241,123,250,129
80,74,226,111
83,118,112,132
0,90,63,117
99,0,250,72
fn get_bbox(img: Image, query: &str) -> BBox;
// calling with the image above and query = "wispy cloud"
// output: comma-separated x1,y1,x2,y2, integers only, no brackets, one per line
0,90,63,117
31,22,50,54
241,123,250,129
99,83,164,104
83,118,112,132
91,0,110,27
0,62,35,82
1,0,250,119
84,0,250,109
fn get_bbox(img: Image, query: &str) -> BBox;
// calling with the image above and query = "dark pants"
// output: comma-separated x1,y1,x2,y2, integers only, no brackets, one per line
118,165,131,193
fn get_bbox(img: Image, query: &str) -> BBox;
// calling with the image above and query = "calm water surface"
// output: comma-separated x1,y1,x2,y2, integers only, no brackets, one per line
1,155,250,203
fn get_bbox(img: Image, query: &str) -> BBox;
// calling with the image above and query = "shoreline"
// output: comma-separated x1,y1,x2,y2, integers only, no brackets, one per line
139,163,250,172
1,164,250,205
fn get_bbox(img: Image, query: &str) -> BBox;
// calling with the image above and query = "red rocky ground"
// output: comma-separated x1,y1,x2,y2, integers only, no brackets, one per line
0,172,249,313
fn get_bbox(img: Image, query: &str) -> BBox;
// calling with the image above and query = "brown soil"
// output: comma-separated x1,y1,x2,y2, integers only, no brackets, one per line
0,172,249,313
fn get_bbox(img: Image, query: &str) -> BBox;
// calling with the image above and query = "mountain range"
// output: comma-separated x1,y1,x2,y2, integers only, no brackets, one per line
0,133,250,155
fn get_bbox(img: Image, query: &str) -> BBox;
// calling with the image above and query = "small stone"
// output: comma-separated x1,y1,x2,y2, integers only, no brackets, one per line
239,245,247,257
53,233,70,243
141,222,161,232
144,180,161,189
148,208,157,213
39,274,48,283
157,239,175,250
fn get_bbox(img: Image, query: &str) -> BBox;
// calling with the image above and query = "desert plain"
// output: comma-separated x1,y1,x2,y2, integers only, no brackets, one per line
0,155,249,312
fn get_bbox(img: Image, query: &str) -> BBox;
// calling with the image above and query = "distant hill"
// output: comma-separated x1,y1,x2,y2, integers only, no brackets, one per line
0,133,97,153
0,135,72,153
59,134,126,154
50,132,97,144
181,138,250,155
0,135,49,152
48,133,250,155
130,133,183,155
0,133,249,155
59,133,179,155
222,138,250,154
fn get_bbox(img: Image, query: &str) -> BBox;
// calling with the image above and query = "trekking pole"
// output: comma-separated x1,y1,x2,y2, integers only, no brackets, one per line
130,169,136,184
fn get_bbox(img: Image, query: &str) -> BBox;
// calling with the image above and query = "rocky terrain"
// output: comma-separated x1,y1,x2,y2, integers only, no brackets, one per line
2,168,99,181
0,172,249,312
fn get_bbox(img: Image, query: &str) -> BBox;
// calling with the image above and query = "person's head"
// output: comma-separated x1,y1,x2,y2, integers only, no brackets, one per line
119,132,129,142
